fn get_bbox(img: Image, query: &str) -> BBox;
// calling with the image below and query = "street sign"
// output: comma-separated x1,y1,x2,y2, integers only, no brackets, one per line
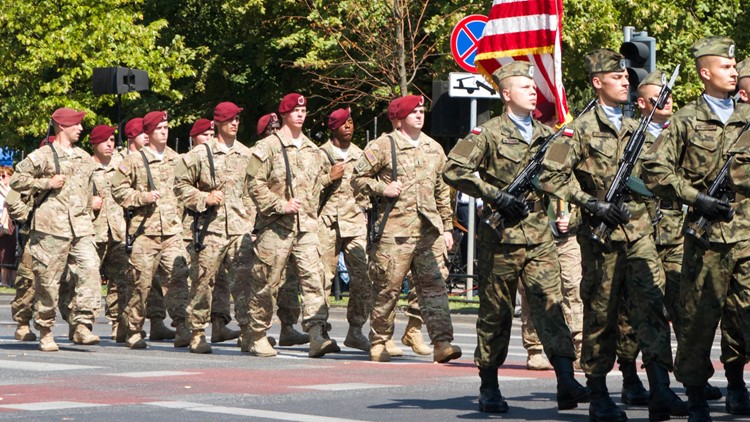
450,15,488,73
448,72,500,99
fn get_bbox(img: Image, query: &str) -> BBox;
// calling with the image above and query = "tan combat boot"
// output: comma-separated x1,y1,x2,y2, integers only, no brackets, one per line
344,325,370,351
38,326,59,352
248,331,277,357
210,316,239,343
238,325,277,351
526,350,553,370
308,324,339,358
369,343,391,362
385,339,404,357
189,330,212,354
125,331,147,349
279,324,309,346
173,320,190,348
15,322,36,341
401,317,432,355
433,341,462,363
72,324,101,345
150,318,176,341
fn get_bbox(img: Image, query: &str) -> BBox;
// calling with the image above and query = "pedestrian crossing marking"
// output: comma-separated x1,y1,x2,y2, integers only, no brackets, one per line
0,360,100,372
290,382,395,391
109,370,202,378
0,401,108,411
146,401,367,421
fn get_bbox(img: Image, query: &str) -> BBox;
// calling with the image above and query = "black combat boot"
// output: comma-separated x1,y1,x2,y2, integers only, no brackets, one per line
620,359,649,405
551,356,589,410
703,382,722,401
725,360,750,415
587,375,628,422
686,385,711,422
644,363,689,421
478,367,508,413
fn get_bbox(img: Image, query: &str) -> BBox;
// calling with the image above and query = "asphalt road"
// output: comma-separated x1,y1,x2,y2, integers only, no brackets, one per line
0,294,738,421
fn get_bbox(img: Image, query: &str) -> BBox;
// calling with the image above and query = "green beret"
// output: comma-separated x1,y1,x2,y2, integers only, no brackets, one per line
690,36,735,59
737,57,750,81
491,61,535,85
585,49,626,74
638,70,666,89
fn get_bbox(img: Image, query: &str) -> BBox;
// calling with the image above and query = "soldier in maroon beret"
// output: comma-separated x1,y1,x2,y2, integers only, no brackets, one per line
256,113,280,138
189,119,214,148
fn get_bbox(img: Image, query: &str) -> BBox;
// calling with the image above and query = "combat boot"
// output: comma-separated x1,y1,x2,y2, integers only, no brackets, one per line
587,375,627,422
189,330,212,354
385,339,404,357
125,331,147,349
401,317,431,355
344,325,370,351
308,324,339,358
433,341,462,363
68,324,75,341
478,366,508,413
725,360,750,415
527,350,553,370
704,382,722,401
369,343,391,362
38,326,59,352
645,363,689,421
279,324,309,346
210,316,239,343
15,322,36,341
574,338,583,370
620,359,649,405
173,320,190,348
686,385,711,422
248,331,277,357
238,324,250,352
150,317,176,341
114,317,127,343
72,324,101,345
551,356,589,410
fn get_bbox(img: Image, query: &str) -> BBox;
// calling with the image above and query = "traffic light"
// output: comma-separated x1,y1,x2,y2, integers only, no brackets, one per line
620,27,656,109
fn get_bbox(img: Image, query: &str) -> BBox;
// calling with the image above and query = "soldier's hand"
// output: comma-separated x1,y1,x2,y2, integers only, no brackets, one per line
91,195,104,211
329,163,345,181
556,214,570,233
383,181,402,198
206,190,224,206
443,231,454,251
694,193,734,221
47,174,65,190
284,198,302,214
145,190,161,204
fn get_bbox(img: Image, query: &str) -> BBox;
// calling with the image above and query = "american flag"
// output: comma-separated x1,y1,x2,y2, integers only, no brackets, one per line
475,0,569,125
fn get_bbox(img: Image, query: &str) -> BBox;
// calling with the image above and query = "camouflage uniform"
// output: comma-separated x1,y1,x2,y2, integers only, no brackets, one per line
111,146,190,337
10,145,102,328
443,114,577,369
352,130,455,348
5,189,35,331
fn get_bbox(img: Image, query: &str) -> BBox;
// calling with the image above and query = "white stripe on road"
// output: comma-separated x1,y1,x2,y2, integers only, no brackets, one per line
108,370,202,378
146,401,367,422
0,401,108,411
0,360,100,371
291,382,395,391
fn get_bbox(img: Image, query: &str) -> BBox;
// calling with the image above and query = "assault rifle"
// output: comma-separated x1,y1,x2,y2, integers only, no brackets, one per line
483,98,598,240
125,150,156,253
590,65,680,250
683,122,750,249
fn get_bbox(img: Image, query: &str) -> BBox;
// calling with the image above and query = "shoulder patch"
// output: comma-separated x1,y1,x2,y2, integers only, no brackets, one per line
546,143,571,164
562,128,574,137
449,138,476,160
118,162,130,175
364,149,378,165
252,145,268,161
471,127,483,135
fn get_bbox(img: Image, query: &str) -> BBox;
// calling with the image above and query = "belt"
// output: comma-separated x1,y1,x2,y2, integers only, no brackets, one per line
659,200,681,210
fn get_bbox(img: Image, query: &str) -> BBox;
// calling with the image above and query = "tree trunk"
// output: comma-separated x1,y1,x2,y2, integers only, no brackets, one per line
394,0,408,96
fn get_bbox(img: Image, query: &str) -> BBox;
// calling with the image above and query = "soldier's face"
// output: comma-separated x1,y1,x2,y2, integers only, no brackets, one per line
401,106,424,131
503,76,537,114
94,136,115,159
61,122,83,143
217,117,239,139
700,56,738,93
149,121,169,146
637,84,673,123
284,106,307,131
593,70,630,105
130,133,149,151
193,130,214,146
334,117,354,143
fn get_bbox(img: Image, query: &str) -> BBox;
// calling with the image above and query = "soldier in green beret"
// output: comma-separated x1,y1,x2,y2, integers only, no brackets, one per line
540,49,688,421
443,60,589,414
642,36,750,420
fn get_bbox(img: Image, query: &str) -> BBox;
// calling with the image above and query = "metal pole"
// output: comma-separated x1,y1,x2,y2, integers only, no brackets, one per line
374,116,378,138
466,98,477,300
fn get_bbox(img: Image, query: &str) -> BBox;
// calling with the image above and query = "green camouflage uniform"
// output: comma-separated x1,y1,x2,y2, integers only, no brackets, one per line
540,105,673,376
111,146,190,335
352,131,454,347
10,144,102,328
443,114,577,368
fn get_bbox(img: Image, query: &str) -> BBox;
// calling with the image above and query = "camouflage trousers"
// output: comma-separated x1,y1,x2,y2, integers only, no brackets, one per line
675,237,750,386
29,231,101,328
319,220,371,328
186,232,253,330
578,233,672,376
97,239,129,323
277,267,302,326
106,246,169,323
11,245,34,324
368,227,453,347
476,239,576,368
125,234,189,332
520,235,583,353
249,226,327,333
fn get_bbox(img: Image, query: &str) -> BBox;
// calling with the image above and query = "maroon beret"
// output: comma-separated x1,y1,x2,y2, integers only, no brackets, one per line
51,107,85,126
278,93,307,114
256,113,279,136
213,102,243,122
124,118,144,139
143,111,168,134
327,108,351,131
89,125,116,145
392,95,424,120
39,135,55,148
386,98,402,121
190,118,214,137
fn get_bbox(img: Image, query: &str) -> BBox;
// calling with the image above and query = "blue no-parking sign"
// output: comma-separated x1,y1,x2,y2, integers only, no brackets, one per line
450,15,488,73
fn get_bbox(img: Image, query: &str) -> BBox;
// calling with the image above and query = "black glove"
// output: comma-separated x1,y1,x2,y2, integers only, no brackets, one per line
584,199,631,226
493,191,529,220
693,193,734,221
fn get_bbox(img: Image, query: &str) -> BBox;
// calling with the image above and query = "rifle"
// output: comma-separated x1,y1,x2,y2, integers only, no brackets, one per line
192,143,216,252
683,122,750,249
368,135,397,245
16,142,60,259
318,148,339,216
484,98,598,240
590,65,680,250
125,150,156,253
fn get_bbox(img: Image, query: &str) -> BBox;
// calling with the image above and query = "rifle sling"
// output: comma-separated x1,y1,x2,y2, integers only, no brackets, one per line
195,143,217,251
130,150,157,242
274,133,299,230
372,135,397,243
317,147,338,215
25,144,61,231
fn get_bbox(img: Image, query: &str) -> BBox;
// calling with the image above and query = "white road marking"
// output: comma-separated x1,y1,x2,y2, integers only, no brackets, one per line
108,370,202,378
0,360,100,371
0,401,108,411
146,401,367,421
290,382,394,391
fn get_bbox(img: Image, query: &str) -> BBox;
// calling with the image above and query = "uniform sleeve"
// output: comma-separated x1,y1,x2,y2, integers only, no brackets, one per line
442,129,498,204
9,152,50,196
538,128,593,207
729,132,750,196
434,150,453,232
110,157,150,209
318,149,333,189
173,152,210,213
245,142,286,217
641,121,701,205
351,142,387,197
